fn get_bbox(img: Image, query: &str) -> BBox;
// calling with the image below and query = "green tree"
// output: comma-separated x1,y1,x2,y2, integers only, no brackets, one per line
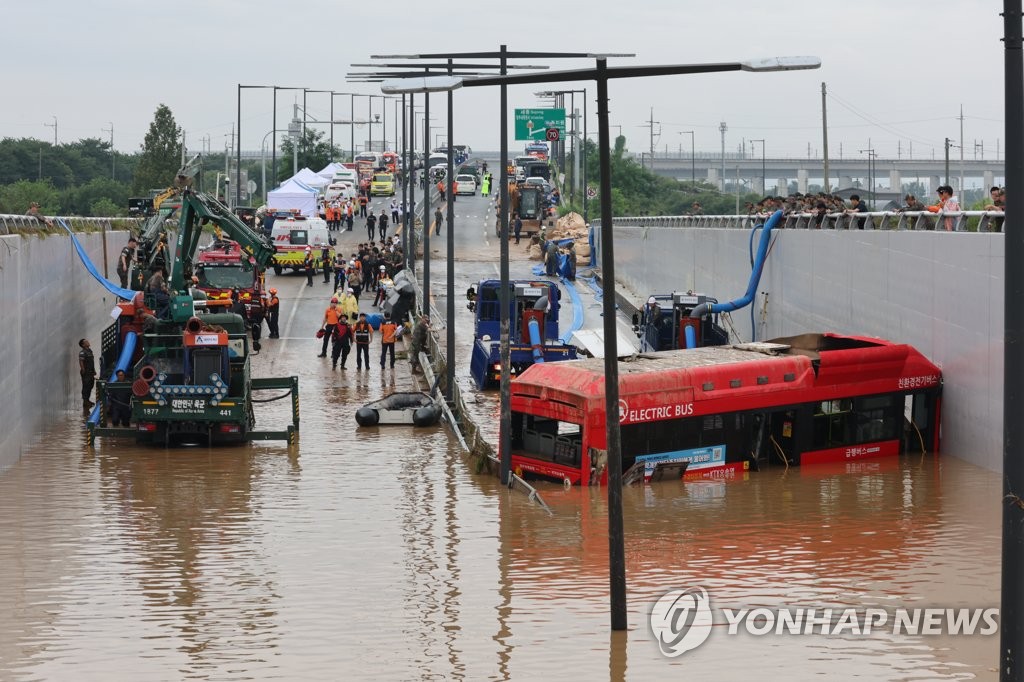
133,104,182,193
277,129,338,183
0,179,61,215
66,177,132,216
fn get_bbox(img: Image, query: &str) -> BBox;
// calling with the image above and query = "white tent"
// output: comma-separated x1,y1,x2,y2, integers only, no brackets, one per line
267,179,318,216
291,167,330,188
317,162,344,180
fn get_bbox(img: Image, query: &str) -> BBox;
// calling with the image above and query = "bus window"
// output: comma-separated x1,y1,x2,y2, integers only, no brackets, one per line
512,412,582,467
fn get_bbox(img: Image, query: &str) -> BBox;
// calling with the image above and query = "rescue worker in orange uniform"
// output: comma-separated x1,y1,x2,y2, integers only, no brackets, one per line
379,312,398,369
318,296,342,357
266,288,280,338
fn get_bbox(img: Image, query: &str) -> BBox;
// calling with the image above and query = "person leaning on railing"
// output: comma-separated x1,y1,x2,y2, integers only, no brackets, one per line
926,185,960,231
984,186,1005,232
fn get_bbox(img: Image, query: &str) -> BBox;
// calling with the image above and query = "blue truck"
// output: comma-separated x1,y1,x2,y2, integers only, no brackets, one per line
468,280,578,390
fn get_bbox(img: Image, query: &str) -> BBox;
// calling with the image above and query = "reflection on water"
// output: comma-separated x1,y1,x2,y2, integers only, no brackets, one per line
0,404,1002,681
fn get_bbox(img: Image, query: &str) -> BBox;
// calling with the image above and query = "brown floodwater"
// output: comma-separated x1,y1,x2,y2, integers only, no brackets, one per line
0,408,1001,681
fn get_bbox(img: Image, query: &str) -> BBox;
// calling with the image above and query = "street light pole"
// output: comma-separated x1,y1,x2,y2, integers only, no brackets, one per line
1002,3,1024,678
446,58,456,403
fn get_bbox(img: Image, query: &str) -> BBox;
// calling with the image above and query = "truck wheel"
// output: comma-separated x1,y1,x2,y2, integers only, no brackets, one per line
273,265,282,275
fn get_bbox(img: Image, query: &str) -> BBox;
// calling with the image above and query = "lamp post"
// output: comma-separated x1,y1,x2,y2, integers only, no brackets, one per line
751,138,765,195
261,129,290,204
537,89,587,212
679,131,695,186
1002,3,1024,678
449,52,820,633
270,86,305,188
237,84,279,207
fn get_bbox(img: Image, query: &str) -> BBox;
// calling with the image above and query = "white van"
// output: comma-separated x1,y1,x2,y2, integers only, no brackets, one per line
324,181,356,202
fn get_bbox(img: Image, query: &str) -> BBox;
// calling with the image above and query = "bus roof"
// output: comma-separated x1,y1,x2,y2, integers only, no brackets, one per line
511,333,941,420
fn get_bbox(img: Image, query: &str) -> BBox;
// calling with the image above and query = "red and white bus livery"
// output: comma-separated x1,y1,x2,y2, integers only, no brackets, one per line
507,333,942,486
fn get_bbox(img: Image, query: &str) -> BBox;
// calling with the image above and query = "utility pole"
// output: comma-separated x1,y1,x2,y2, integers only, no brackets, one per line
643,107,660,172
102,122,114,179
44,116,57,146
821,82,830,193
959,104,966,204
945,137,953,185
719,121,727,192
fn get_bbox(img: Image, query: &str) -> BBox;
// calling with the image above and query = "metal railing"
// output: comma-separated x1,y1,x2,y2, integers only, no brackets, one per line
0,214,141,235
604,210,1005,232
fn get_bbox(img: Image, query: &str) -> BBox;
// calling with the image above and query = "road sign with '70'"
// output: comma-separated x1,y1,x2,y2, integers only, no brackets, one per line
514,108,565,141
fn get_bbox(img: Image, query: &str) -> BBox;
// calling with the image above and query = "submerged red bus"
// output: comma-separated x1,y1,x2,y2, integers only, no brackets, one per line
508,333,942,486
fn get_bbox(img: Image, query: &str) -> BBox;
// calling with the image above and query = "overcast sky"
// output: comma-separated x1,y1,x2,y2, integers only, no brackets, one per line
3,1,1009,163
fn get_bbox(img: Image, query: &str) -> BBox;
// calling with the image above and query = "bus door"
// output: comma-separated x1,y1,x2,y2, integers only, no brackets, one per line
767,406,812,466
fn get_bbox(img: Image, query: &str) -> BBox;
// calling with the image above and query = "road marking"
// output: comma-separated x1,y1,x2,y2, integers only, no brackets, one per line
278,279,311,355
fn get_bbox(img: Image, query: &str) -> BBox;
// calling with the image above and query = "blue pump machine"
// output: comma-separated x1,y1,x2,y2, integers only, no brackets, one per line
468,280,577,389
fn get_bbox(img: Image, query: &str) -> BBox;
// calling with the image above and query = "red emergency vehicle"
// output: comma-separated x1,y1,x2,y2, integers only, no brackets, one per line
195,237,264,315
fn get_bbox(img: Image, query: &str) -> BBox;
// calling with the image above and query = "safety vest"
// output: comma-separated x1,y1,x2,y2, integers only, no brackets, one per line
353,322,371,344
267,296,280,312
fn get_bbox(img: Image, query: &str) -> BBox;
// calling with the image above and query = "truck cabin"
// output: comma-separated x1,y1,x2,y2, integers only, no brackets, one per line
517,186,542,221
633,292,729,352
470,280,562,344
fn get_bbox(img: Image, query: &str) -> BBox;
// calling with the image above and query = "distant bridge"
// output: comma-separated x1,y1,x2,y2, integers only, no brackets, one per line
639,153,1005,196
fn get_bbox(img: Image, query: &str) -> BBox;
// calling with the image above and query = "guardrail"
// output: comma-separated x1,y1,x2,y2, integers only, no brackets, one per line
602,210,1005,232
0,214,141,235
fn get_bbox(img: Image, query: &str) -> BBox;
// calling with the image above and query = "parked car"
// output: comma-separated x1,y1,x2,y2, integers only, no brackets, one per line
455,174,478,195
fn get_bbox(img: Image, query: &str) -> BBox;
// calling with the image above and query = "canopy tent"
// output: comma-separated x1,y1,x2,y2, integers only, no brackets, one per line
266,178,318,216
317,162,344,180
291,167,330,188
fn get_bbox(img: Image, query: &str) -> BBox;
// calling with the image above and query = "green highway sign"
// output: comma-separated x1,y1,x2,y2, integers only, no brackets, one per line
514,108,566,141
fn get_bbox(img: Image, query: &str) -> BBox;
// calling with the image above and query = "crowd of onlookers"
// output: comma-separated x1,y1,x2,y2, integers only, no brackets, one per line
729,185,1006,231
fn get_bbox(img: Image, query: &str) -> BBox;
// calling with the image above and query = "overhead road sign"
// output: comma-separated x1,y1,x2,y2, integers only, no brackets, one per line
515,108,565,141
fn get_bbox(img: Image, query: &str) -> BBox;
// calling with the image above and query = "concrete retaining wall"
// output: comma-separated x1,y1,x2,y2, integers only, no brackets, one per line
0,231,124,472
606,225,1003,471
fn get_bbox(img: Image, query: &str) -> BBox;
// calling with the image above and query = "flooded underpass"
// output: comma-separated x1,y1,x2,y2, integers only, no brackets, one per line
0,191,1005,681
0,410,1002,680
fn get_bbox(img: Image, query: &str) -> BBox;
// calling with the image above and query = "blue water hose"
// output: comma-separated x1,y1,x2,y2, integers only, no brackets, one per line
528,318,545,363
558,278,584,344
57,219,136,300
689,210,782,340
684,324,697,350
87,331,138,426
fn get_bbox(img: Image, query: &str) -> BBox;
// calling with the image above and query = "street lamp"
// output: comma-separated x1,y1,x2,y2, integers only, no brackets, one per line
271,86,305,188
237,84,279,207
261,129,290,204
1002,2,1024,673
537,89,588,214
452,52,820,633
751,139,766,196
679,131,695,186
